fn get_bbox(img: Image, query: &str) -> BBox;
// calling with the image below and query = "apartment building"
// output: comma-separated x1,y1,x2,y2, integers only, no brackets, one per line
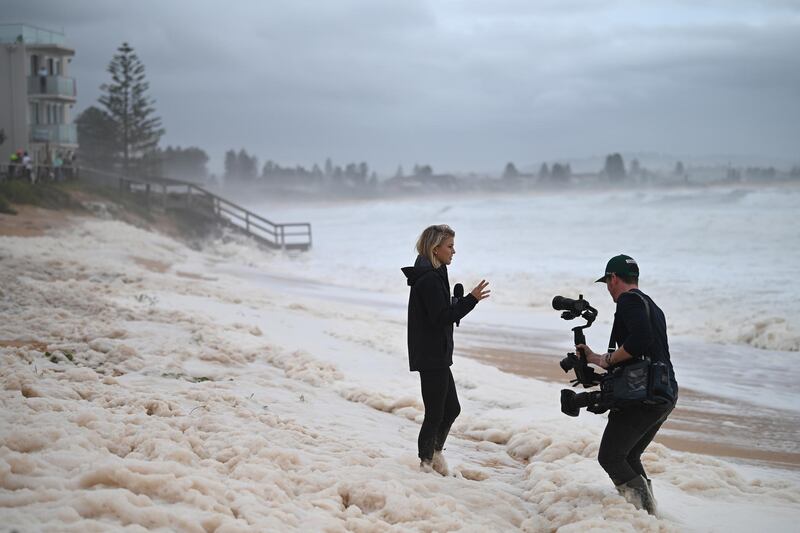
0,23,77,166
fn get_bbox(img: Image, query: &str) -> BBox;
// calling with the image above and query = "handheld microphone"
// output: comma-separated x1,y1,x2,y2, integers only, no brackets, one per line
453,283,464,327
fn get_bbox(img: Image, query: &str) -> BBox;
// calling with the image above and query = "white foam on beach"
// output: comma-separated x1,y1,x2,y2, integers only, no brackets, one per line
1,208,799,531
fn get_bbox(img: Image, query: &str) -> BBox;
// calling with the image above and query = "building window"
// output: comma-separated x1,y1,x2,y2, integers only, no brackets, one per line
30,54,39,76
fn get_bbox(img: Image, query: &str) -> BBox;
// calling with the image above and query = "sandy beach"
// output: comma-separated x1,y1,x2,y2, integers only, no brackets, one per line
0,205,82,237
2,203,800,531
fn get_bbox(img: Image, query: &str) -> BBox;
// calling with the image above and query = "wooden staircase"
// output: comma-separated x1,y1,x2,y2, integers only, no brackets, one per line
82,168,312,250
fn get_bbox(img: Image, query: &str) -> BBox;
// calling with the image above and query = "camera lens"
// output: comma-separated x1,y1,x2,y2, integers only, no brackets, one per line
560,389,580,417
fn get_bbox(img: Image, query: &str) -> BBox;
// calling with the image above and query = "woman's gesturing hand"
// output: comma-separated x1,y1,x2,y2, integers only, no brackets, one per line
470,280,491,301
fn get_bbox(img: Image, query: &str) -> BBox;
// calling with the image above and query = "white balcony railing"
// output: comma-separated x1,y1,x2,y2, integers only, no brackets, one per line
0,24,66,46
28,76,77,99
30,124,78,145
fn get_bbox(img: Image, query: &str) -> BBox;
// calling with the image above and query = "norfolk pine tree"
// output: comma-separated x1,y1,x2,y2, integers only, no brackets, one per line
99,42,164,177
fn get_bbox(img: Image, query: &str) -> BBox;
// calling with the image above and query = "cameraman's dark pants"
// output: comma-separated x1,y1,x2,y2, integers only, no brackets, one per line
598,401,675,485
418,368,461,461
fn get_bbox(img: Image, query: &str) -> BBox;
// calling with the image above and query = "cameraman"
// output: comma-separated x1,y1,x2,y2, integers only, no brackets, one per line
576,254,678,515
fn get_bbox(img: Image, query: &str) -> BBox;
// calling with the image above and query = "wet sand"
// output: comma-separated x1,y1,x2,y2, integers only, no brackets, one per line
459,341,800,470
0,205,80,237
131,256,171,273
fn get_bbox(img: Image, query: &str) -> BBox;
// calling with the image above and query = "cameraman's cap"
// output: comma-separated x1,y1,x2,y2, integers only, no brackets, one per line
595,254,639,283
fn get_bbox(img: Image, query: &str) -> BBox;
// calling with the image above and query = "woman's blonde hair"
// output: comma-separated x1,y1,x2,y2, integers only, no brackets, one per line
416,224,455,268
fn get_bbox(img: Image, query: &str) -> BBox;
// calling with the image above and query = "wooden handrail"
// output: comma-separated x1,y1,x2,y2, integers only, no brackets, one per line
80,167,312,250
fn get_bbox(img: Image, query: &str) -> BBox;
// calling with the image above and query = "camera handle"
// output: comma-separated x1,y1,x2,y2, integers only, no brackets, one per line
569,323,604,388
571,325,589,385
573,326,587,354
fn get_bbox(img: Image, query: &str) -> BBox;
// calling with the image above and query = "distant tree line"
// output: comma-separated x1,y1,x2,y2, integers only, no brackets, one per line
498,154,693,185
745,166,777,179
160,146,209,182
539,162,572,181
499,161,572,182
221,150,378,189
224,149,259,182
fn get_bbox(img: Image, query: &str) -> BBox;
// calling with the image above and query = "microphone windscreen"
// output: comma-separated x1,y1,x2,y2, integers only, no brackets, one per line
454,283,464,298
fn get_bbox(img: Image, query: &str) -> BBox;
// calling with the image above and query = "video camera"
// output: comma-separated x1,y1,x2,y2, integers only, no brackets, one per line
552,295,613,416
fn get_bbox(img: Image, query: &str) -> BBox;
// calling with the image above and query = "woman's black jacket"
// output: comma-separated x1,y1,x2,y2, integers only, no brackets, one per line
402,255,478,372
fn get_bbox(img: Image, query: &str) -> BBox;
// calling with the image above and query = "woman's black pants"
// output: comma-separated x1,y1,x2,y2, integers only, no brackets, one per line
418,368,461,461
598,401,675,485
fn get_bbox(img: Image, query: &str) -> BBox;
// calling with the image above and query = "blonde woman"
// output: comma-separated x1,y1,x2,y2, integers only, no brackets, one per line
401,224,490,474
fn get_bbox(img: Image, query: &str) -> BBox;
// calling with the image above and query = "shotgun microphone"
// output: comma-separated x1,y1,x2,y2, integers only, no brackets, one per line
453,283,464,327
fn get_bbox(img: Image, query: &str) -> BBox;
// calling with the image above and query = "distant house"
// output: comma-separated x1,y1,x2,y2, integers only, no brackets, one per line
0,24,78,166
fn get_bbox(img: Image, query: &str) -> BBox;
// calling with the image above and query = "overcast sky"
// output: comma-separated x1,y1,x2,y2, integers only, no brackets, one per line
4,0,799,174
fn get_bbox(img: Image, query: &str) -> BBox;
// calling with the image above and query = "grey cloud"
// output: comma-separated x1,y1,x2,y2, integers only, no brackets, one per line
2,0,798,173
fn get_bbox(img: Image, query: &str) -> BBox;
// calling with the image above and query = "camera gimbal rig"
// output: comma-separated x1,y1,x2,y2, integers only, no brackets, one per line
552,295,603,388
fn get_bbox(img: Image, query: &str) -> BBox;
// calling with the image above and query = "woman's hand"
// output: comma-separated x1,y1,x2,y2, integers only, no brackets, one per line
470,280,491,301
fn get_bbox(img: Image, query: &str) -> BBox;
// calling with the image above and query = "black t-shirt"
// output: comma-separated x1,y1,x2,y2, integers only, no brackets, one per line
609,289,678,394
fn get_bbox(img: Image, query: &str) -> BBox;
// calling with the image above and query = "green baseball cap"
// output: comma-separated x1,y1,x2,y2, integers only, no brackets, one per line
595,254,639,283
